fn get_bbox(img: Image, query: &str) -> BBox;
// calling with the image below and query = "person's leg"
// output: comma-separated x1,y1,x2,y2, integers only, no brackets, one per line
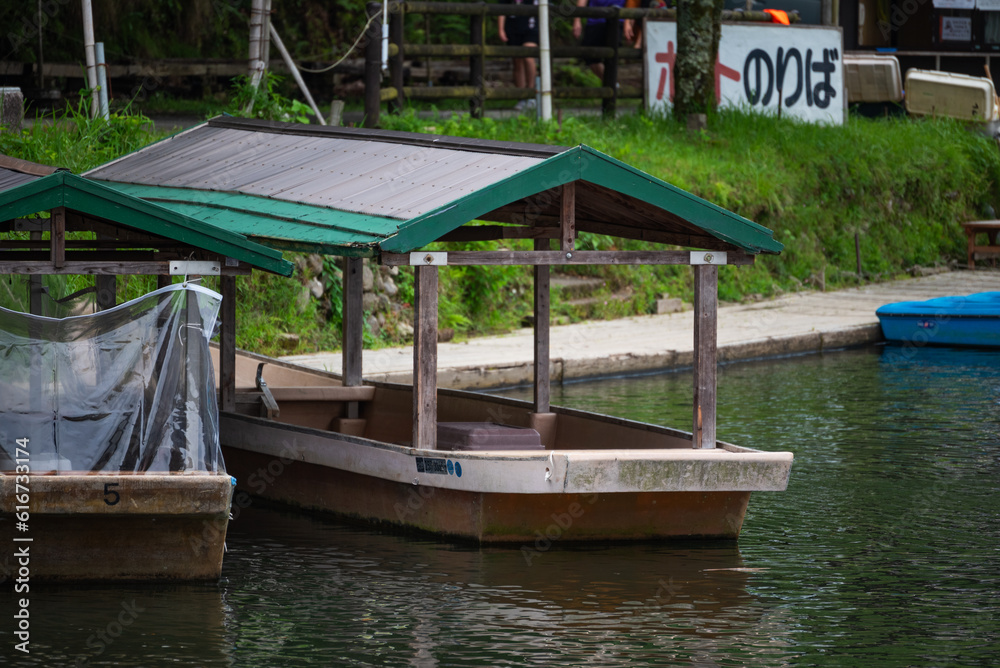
582,22,606,79
513,57,527,89
523,42,537,90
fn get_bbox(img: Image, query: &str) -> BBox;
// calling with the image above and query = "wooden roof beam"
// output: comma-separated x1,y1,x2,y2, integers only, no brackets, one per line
438,225,560,242
0,260,251,276
382,250,753,266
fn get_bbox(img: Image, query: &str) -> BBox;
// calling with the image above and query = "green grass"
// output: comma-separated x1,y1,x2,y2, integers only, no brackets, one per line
383,108,1000,308
4,103,999,355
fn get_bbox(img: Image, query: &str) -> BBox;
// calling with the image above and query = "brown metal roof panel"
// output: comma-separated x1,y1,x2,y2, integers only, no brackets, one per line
89,126,236,184
362,153,538,218
0,167,40,192
0,153,59,177
294,149,542,218
162,132,330,190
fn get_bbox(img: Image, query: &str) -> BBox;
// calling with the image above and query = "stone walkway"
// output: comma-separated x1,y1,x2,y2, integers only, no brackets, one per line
282,269,1000,390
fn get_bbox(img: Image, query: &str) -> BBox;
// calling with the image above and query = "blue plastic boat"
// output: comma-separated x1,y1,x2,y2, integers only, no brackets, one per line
876,291,1000,347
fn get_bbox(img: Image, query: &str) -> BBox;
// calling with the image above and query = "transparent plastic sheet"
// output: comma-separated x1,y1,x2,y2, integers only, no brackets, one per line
0,284,224,474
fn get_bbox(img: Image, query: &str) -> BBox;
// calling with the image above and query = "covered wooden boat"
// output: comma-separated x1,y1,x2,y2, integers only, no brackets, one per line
86,117,794,543
217,349,791,542
0,154,292,580
877,291,1000,348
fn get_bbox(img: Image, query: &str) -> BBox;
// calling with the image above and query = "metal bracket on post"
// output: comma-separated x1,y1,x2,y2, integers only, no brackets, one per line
170,261,221,276
409,251,448,266
690,251,728,266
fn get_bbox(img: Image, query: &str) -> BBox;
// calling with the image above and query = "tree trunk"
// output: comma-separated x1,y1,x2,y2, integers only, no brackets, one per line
674,0,723,122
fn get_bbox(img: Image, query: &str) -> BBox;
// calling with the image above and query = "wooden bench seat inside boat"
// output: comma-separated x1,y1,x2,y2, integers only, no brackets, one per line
436,422,544,452
233,384,376,433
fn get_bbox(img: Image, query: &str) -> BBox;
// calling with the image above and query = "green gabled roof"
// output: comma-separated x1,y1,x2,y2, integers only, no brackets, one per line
85,116,782,258
0,171,293,275
107,183,395,257
384,146,782,254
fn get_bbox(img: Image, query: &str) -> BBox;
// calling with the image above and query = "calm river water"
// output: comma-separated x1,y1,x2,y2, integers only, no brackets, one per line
3,345,998,666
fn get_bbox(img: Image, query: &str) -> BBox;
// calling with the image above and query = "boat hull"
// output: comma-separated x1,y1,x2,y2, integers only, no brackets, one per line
0,474,233,581
220,406,789,543
876,292,1000,348
222,443,751,542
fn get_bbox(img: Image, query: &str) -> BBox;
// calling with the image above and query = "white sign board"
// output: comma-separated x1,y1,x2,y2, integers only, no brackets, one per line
933,0,975,8
940,16,973,41
976,0,1000,10
645,22,845,124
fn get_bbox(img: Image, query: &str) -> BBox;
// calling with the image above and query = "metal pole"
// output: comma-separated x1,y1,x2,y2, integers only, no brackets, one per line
262,0,272,68
81,0,99,118
95,42,110,120
538,0,553,121
249,0,265,77
269,24,327,125
382,0,390,72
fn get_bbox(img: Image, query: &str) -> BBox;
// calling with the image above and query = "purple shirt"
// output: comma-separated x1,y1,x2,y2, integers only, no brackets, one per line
585,0,626,25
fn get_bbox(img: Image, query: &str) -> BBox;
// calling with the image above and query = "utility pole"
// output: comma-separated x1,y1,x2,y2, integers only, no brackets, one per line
81,0,99,118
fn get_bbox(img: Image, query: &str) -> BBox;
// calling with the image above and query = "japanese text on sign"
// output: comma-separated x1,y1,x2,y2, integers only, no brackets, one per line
645,22,846,124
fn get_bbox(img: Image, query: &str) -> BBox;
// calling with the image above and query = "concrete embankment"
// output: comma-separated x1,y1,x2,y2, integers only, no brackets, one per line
282,270,1000,390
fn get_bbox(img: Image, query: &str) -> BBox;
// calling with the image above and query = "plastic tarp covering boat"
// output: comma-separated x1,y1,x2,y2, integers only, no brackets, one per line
876,291,1000,347
0,284,224,473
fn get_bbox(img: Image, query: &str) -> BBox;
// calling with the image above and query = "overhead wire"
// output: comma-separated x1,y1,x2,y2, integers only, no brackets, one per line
296,10,383,74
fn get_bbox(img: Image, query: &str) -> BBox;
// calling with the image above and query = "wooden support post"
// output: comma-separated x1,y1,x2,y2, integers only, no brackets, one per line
157,275,172,290
389,3,405,113
50,206,65,268
602,6,620,118
94,225,116,311
533,238,551,414
692,264,718,449
470,11,485,119
95,275,116,311
560,181,576,251
28,230,43,315
413,264,438,449
364,2,382,128
342,257,364,419
220,275,237,413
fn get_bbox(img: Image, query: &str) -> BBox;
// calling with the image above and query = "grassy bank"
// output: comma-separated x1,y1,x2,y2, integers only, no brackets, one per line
3,108,999,356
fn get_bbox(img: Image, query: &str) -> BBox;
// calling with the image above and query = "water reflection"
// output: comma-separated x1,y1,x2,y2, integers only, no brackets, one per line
1,583,229,667
219,506,793,667
4,346,997,666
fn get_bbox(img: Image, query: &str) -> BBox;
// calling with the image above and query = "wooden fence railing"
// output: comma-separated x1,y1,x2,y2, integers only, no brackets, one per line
363,1,787,126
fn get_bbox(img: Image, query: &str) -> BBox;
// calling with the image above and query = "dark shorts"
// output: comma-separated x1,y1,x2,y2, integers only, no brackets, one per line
506,22,539,46
581,21,623,64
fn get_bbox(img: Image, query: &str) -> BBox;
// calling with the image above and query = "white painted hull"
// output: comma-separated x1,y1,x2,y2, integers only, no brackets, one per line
218,352,792,542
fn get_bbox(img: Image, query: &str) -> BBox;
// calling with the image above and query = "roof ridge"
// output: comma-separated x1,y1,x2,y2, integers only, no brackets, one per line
205,115,570,159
